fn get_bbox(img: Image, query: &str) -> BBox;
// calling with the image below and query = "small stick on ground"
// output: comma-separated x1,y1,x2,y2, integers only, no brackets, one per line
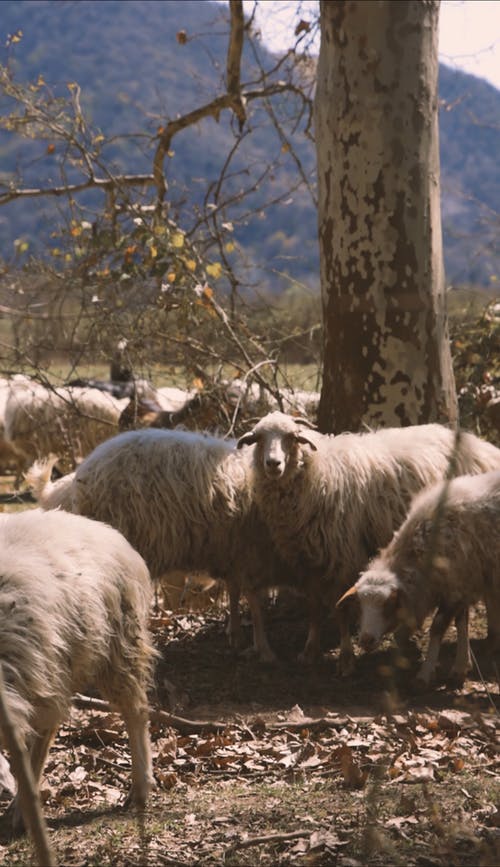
73,694,351,735
225,828,311,856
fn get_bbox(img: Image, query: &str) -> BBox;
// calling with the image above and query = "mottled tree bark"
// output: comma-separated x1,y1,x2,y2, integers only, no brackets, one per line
315,0,457,433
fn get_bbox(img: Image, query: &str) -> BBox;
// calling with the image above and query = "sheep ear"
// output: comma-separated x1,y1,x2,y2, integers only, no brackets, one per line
292,416,317,430
336,585,358,608
295,433,318,451
237,431,258,449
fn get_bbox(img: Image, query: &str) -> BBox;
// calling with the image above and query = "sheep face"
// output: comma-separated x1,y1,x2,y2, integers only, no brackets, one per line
237,412,317,481
337,566,406,652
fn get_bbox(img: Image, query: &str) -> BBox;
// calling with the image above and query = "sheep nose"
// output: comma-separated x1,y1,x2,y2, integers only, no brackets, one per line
360,633,377,652
266,458,282,471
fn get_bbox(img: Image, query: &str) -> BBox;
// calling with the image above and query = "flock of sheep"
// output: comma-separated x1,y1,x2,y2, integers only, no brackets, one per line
0,371,499,835
0,374,320,481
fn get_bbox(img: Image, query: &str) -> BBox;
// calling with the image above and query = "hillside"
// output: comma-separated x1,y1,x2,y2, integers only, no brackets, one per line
0,0,498,291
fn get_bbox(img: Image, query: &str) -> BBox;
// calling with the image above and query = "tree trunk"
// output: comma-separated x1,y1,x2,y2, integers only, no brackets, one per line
315,0,457,433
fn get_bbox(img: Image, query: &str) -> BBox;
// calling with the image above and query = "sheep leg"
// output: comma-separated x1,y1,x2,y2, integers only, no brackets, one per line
225,579,244,651
450,606,471,684
337,612,355,676
10,725,58,835
394,625,419,666
121,702,155,808
417,605,454,685
484,587,500,649
244,588,277,663
298,583,322,664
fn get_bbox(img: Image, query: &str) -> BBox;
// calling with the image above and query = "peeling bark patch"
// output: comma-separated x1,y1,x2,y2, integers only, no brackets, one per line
390,371,412,387
394,402,412,425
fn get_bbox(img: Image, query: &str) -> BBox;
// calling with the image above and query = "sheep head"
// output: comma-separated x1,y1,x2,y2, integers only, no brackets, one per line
237,411,318,481
337,565,407,653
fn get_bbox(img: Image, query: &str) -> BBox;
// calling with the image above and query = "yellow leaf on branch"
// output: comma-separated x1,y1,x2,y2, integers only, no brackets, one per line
206,262,222,279
171,232,184,248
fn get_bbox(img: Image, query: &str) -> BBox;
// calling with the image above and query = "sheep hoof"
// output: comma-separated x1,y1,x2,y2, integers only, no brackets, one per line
414,673,433,692
337,652,355,677
258,648,278,664
240,645,278,664
123,779,155,810
447,669,467,689
297,647,319,665
4,798,25,837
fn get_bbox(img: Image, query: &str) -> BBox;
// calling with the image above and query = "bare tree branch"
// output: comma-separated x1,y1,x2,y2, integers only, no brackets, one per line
0,174,155,205
227,0,247,130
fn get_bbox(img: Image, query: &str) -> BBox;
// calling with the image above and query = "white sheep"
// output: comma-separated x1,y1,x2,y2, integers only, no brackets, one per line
155,385,195,412
25,428,290,662
0,507,156,833
237,412,500,673
156,379,319,437
118,385,195,430
0,378,24,474
4,377,128,478
337,470,500,685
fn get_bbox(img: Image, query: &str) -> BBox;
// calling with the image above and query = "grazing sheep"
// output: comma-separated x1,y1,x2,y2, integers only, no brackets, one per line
125,380,319,436
112,371,320,438
65,374,161,402
0,378,24,474
155,385,195,412
65,376,135,398
337,470,500,685
0,508,156,833
4,378,128,478
26,429,290,662
237,412,500,672
118,397,173,431
118,386,194,431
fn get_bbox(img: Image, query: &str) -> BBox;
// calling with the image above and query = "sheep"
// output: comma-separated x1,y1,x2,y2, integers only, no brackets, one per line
336,470,500,685
66,376,184,407
4,378,128,479
65,376,135,398
118,397,173,431
25,456,76,512
0,378,24,475
125,379,319,436
155,385,195,412
237,412,500,673
118,386,195,431
0,507,156,834
25,428,291,662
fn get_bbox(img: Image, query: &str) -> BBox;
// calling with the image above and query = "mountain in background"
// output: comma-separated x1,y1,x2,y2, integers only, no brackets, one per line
0,0,498,292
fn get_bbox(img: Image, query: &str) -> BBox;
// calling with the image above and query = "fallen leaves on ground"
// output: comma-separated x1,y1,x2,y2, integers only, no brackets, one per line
0,607,498,866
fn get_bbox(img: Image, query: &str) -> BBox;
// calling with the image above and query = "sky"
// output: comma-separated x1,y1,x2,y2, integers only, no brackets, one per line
241,0,500,92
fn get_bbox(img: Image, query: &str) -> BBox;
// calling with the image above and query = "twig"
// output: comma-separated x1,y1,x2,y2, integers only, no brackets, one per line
0,174,155,205
149,709,230,735
266,716,349,732
225,828,310,855
469,648,499,715
73,694,229,735
73,695,350,735
0,666,57,866
0,491,36,504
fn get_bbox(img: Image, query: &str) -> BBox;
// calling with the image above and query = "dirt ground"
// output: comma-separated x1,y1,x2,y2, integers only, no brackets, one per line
0,588,498,867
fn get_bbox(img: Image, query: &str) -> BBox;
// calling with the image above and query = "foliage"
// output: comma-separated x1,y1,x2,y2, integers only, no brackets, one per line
0,1,323,404
0,0,498,289
451,297,500,445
